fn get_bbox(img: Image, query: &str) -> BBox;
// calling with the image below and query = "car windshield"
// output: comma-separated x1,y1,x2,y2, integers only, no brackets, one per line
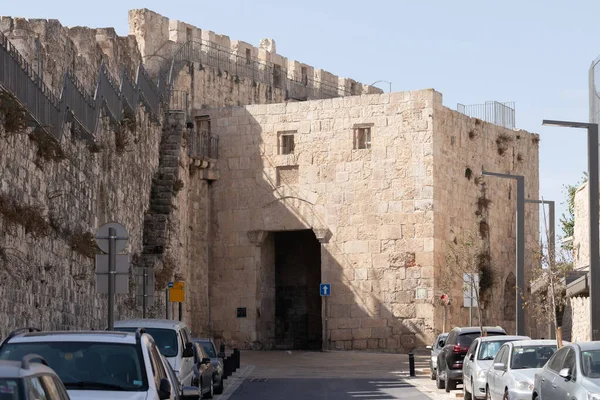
511,345,557,369
0,342,148,391
435,336,447,350
458,332,505,347
116,328,179,357
200,342,217,358
582,350,600,378
478,340,514,360
0,379,22,399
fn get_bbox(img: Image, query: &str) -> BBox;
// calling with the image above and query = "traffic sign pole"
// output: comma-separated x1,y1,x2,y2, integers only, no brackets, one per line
108,227,116,331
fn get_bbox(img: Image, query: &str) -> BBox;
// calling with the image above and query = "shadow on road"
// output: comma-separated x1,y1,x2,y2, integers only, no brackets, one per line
229,377,428,400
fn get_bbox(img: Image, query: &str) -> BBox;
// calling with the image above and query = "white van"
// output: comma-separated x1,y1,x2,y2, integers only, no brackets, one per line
115,319,196,387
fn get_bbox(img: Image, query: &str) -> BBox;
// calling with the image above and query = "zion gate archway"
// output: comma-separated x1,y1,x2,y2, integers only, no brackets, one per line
273,230,322,350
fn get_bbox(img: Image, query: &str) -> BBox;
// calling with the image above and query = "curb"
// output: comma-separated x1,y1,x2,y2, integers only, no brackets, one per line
216,364,255,400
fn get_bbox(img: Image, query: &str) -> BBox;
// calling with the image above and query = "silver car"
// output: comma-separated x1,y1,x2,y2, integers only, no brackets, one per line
427,333,448,380
463,335,530,400
532,341,600,400
486,339,558,400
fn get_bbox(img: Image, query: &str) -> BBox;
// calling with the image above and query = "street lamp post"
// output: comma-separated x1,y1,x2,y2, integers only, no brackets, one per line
526,199,555,339
542,119,600,341
482,170,525,336
370,80,392,93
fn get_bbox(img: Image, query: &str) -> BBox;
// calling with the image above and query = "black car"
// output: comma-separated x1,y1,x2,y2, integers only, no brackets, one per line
193,338,224,395
191,341,215,398
436,326,506,392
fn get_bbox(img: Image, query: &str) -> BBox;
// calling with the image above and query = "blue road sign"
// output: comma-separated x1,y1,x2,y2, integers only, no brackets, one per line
168,282,174,288
320,283,331,296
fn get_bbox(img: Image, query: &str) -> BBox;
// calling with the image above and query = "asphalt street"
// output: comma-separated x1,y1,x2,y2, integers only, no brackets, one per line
224,350,437,400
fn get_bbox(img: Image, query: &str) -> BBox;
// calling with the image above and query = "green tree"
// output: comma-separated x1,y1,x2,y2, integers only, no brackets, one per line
560,172,588,250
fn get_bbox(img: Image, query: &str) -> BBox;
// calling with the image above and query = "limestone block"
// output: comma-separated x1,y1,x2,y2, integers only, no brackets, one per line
353,339,368,349
351,328,372,340
361,318,388,328
330,329,352,341
344,240,370,254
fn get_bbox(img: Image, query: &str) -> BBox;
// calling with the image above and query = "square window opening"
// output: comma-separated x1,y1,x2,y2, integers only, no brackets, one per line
278,132,295,155
354,126,372,149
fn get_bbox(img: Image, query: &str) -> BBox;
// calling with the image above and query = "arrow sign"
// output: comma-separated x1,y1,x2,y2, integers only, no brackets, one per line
320,283,331,297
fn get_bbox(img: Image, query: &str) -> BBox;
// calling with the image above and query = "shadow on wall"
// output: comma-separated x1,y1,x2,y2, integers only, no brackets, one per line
206,104,431,354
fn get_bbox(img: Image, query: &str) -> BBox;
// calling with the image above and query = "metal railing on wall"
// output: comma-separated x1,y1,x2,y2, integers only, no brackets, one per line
0,30,165,143
457,101,516,130
188,129,219,160
163,39,359,102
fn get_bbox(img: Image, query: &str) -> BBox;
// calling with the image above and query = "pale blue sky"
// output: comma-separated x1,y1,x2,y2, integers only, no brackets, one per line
2,0,597,238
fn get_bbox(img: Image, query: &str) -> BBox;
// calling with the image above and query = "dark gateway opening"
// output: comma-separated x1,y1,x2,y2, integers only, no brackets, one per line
274,230,322,350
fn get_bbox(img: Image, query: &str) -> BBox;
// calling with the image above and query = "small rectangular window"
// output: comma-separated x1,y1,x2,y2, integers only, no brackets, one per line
246,48,252,65
278,131,295,155
353,125,372,149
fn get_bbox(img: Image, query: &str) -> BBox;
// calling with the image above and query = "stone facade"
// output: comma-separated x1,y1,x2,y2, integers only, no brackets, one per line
205,90,540,351
0,9,540,351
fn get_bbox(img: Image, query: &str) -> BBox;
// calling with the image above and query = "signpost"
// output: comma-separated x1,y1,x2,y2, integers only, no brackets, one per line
169,281,185,321
320,284,331,350
95,222,129,331
463,273,479,327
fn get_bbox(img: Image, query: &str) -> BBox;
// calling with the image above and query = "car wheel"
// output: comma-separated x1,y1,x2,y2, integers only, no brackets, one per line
430,366,436,380
463,379,472,400
214,376,224,395
445,369,456,393
436,370,445,389
203,378,213,399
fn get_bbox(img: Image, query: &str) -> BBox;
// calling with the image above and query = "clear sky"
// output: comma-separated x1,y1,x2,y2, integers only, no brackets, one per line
2,0,597,239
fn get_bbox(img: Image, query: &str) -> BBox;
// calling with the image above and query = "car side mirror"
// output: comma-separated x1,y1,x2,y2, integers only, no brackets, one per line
158,378,172,400
426,345,432,350
493,363,505,371
559,367,571,380
201,357,212,365
183,342,194,358
470,354,475,361
439,341,445,347
181,385,201,399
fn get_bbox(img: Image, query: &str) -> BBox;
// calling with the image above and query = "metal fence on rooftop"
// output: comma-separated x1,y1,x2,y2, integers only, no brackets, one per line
457,101,516,129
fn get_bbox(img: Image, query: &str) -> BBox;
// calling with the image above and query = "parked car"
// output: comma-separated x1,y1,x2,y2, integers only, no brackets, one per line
487,339,559,400
190,342,215,398
532,341,600,400
0,353,70,400
161,352,202,400
114,319,196,387
0,327,199,400
427,333,448,380
192,338,223,394
436,326,507,392
462,335,530,400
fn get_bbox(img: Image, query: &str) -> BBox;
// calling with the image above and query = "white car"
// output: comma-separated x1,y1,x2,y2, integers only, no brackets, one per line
462,335,530,399
487,339,560,400
114,319,196,387
0,327,201,400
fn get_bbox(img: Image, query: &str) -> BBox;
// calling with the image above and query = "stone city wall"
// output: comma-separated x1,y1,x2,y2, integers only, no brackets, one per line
432,103,540,337
0,16,164,337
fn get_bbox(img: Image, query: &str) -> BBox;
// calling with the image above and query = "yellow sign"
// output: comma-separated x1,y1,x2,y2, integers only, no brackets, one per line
169,281,185,303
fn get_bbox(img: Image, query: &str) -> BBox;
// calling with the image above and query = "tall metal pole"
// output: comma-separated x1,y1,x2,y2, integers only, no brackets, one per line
142,269,147,319
108,227,116,331
542,120,600,340
166,289,170,319
589,123,600,341
482,171,526,336
469,281,473,327
525,199,555,339
516,176,525,335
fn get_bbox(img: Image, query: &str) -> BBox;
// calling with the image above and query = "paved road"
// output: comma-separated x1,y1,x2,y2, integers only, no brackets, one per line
225,350,439,400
